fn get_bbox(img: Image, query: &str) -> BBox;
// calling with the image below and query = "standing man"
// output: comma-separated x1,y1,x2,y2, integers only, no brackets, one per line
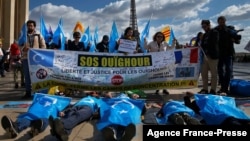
199,20,219,94
214,16,235,94
96,35,109,52
21,20,46,99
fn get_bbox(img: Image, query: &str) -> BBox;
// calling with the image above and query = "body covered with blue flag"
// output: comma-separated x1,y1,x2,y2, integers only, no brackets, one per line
156,101,195,124
96,95,145,130
194,94,250,125
18,93,71,120
74,96,101,114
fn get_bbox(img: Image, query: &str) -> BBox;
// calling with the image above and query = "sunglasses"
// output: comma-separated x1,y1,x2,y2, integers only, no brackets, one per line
75,37,81,38
157,36,163,38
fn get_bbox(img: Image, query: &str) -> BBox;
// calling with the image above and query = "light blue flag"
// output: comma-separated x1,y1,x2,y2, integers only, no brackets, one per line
96,97,145,130
109,21,119,53
94,26,99,46
89,35,96,52
53,23,65,50
17,93,71,120
81,26,90,48
18,23,27,46
58,17,63,27
29,49,54,67
194,94,250,125
40,16,49,43
155,101,195,124
74,96,101,113
140,20,150,53
168,27,175,46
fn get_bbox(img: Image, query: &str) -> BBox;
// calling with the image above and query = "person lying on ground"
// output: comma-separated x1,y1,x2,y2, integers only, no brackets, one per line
1,93,71,139
98,92,146,141
184,92,250,125
48,91,102,141
156,100,201,125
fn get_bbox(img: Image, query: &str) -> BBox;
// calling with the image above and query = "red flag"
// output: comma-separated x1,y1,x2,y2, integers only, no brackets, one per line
190,48,198,63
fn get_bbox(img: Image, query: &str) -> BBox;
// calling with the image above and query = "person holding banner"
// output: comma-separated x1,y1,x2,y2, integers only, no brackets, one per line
96,35,110,52
146,31,175,95
20,20,47,99
67,31,90,51
116,27,139,54
1,93,71,139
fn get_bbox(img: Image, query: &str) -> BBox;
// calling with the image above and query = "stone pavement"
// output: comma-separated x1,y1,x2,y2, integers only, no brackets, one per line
0,62,250,141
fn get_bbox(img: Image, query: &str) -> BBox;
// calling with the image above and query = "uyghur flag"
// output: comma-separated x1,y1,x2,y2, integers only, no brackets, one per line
53,23,65,50
81,26,90,48
73,21,84,33
96,97,145,130
156,101,195,124
168,27,175,46
194,94,250,125
140,20,150,53
17,93,71,120
40,16,49,43
18,23,27,46
109,21,119,53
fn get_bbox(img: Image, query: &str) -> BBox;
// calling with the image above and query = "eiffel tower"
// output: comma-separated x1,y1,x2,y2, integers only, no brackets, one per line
129,0,140,43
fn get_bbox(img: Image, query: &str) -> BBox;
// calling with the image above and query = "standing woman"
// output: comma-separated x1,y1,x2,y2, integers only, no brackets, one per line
146,32,175,95
116,27,139,53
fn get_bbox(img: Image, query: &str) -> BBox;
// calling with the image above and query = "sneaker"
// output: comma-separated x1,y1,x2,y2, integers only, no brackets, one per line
180,113,201,125
168,113,186,125
102,127,116,141
30,119,43,137
15,83,18,89
155,90,159,95
163,89,170,95
54,118,68,141
1,116,19,138
198,89,208,94
1,74,5,77
120,123,136,141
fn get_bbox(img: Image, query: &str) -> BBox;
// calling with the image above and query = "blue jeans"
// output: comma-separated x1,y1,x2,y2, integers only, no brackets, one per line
16,118,48,132
218,56,233,91
61,106,92,134
22,59,32,92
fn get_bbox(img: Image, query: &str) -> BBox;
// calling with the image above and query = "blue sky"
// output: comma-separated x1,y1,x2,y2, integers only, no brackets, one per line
29,0,250,53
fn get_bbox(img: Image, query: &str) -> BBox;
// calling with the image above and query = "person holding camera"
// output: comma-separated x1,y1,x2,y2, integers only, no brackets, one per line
214,16,235,94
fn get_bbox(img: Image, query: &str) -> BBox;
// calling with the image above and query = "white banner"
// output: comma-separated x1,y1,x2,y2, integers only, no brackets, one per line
28,47,200,91
118,39,137,53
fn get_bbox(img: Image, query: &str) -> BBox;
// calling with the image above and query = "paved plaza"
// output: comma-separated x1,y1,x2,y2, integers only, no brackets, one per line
0,62,250,141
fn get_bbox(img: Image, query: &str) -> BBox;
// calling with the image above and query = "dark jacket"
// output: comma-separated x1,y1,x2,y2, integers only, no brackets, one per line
67,40,90,51
201,29,219,59
214,26,234,57
96,42,109,52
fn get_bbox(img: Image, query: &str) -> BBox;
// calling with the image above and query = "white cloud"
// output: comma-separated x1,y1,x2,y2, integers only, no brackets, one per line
214,4,250,21
29,1,249,53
